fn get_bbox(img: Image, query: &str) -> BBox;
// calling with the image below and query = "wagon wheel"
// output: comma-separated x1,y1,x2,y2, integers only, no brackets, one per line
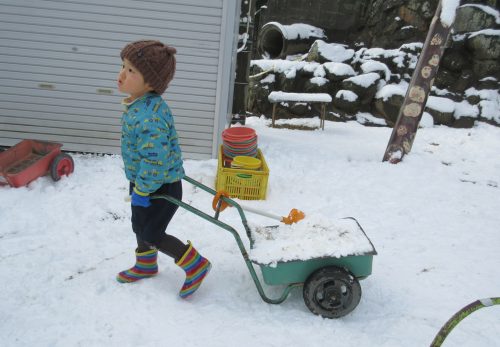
303,266,361,319
50,153,74,181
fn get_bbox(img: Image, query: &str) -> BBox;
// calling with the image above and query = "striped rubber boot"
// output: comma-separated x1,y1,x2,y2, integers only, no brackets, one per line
176,242,211,298
117,249,158,283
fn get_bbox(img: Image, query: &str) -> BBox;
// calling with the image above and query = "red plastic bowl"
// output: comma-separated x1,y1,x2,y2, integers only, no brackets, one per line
222,127,256,141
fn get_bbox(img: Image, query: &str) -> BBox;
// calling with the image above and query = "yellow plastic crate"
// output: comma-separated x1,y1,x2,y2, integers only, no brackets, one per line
216,145,269,200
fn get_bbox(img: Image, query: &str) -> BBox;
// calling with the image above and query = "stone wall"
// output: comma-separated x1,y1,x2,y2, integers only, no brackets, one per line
243,0,499,128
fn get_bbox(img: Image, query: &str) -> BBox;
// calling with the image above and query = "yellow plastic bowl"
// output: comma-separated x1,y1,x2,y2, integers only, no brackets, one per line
232,156,262,169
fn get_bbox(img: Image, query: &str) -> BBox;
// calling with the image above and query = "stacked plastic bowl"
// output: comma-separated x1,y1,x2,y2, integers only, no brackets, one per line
221,127,258,158
231,156,261,170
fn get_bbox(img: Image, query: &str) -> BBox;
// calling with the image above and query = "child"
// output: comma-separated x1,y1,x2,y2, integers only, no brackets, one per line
116,40,210,299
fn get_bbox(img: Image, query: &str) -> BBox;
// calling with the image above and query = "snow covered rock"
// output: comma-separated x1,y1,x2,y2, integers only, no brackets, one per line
341,72,381,105
323,62,356,81
425,96,456,126
333,90,360,115
374,93,406,126
306,40,354,64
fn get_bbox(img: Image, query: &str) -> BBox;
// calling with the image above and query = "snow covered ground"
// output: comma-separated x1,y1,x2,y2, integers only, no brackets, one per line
1,116,499,346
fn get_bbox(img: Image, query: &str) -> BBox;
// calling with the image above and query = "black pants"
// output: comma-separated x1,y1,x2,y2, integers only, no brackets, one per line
130,181,188,261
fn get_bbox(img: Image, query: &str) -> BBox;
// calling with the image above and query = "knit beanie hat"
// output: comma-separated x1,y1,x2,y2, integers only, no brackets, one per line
120,40,176,95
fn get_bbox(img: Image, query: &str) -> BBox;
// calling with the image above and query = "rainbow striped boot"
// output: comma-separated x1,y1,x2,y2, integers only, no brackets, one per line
176,242,211,298
117,249,158,283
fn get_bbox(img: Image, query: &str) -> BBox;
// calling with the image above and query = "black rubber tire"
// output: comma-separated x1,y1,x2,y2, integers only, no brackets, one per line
303,266,361,319
50,153,74,181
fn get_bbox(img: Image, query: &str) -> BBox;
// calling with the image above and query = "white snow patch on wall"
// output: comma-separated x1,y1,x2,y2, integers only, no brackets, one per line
344,72,380,88
323,62,356,76
469,29,500,38
454,101,480,119
315,40,355,62
375,82,409,100
426,96,456,113
361,60,391,81
336,90,358,102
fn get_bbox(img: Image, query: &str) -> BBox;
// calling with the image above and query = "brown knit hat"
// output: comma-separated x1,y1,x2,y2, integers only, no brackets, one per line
120,40,176,95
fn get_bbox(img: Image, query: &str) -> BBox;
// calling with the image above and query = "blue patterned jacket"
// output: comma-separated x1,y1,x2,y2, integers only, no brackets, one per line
121,93,184,194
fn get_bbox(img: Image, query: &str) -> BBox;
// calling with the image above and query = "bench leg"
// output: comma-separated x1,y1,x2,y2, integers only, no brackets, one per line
272,103,277,128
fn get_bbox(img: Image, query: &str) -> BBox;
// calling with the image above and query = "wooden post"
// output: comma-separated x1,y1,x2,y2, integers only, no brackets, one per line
382,0,455,163
320,103,326,130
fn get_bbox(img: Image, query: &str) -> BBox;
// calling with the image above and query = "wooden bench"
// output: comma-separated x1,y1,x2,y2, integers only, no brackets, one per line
268,91,332,130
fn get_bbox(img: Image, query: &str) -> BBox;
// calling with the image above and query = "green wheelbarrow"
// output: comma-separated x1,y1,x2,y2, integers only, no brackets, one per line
154,176,377,319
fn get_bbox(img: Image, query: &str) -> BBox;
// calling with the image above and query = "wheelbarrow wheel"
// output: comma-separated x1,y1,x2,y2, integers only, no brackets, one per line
303,266,361,319
50,153,74,181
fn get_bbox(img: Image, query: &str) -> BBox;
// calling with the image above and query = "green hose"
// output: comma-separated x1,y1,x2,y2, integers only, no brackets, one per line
430,297,500,347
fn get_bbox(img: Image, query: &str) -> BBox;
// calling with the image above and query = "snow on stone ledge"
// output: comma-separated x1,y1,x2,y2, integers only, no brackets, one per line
268,91,332,103
249,215,376,266
460,4,500,24
469,29,500,38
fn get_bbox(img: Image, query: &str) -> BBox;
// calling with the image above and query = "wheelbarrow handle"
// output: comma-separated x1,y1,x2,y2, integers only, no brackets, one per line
238,205,282,221
151,176,301,305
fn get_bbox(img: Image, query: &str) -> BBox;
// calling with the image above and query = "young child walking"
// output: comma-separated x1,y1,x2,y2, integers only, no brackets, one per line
116,40,210,298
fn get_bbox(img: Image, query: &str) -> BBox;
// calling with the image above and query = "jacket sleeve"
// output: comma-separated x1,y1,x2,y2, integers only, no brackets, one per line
133,109,173,195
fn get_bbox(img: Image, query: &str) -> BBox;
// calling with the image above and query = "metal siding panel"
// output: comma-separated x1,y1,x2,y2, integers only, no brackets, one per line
0,101,216,124
0,13,222,36
0,19,221,46
0,0,234,158
0,52,219,77
0,43,217,72
0,1,223,22
0,115,121,132
0,81,217,106
0,69,218,91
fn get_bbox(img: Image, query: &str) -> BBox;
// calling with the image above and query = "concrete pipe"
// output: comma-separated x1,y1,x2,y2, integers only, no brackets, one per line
257,22,326,59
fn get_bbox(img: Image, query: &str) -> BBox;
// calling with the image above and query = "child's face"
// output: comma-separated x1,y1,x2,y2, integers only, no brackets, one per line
117,59,152,100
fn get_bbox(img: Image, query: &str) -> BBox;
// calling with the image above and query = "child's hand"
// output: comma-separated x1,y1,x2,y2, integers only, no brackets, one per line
131,190,151,208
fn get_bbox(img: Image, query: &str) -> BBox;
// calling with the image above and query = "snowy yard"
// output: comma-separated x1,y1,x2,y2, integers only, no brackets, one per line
1,117,499,346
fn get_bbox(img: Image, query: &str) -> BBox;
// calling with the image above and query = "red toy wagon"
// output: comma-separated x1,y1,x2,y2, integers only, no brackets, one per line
0,140,74,187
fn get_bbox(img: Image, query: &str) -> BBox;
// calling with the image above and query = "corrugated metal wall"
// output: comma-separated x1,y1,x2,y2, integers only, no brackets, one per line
0,0,238,159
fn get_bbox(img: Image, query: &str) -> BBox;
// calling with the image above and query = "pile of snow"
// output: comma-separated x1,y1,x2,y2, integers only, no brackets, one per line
249,215,375,265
